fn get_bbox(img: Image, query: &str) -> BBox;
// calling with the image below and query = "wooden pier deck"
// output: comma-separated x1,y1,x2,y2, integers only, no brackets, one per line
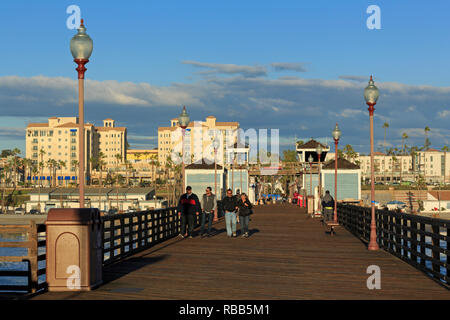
32,204,450,300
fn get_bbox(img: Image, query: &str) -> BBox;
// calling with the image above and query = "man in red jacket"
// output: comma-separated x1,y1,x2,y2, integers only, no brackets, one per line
177,186,200,238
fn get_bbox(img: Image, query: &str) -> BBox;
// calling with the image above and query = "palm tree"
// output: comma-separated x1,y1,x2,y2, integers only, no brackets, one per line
31,164,38,188
22,158,33,187
58,160,67,187
71,160,79,187
0,171,5,213
38,160,45,212
401,133,408,155
58,160,67,208
165,156,174,205
11,148,21,187
391,155,398,183
424,126,431,150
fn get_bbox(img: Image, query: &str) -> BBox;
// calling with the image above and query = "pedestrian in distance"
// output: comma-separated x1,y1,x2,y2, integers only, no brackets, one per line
321,190,334,222
177,186,201,238
200,186,218,237
237,193,253,238
222,188,239,237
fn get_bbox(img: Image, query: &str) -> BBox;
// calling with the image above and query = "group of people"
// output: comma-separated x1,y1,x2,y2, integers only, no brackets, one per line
176,186,253,239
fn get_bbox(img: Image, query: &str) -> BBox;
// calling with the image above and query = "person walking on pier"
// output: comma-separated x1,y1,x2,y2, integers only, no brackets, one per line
321,190,334,222
222,188,239,237
237,193,253,238
200,187,218,237
177,186,201,238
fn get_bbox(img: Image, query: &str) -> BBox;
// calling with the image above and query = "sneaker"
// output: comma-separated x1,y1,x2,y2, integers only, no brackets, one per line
245,232,249,238
188,235,193,239
178,234,185,238
232,233,237,237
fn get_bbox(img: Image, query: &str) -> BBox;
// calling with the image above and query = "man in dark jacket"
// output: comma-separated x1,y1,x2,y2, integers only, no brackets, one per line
177,186,201,238
222,188,239,237
321,190,334,222
200,187,218,237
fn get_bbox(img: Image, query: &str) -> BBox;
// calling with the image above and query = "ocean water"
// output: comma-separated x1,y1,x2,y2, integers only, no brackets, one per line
0,233,46,292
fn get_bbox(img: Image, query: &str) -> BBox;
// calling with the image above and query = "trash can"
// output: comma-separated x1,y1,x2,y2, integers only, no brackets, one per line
45,208,103,291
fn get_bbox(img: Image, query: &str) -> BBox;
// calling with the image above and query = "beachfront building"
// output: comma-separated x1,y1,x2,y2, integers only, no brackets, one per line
26,117,127,184
158,115,240,166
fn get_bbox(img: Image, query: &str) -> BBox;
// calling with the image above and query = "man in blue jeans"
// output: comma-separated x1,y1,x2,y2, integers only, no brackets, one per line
222,188,238,237
200,187,218,237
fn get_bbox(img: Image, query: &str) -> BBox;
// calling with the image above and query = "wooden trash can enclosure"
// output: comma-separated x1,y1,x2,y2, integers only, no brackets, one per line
45,208,103,291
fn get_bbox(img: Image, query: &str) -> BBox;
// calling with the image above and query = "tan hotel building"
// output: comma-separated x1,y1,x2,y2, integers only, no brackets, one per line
158,116,240,166
26,117,127,181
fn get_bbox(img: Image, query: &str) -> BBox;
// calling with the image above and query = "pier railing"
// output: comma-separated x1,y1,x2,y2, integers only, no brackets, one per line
102,201,224,265
0,222,46,293
338,204,450,288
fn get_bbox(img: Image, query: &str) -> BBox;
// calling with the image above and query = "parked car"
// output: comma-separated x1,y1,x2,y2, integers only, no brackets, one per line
14,208,25,215
29,209,39,215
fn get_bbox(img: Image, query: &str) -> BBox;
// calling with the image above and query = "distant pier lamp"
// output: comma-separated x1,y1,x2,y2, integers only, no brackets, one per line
364,75,380,251
308,154,313,198
316,144,323,214
70,19,93,208
212,137,220,196
332,123,341,223
178,106,190,190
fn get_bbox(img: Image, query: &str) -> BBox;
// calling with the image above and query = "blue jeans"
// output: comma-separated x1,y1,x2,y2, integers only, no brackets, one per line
200,211,214,234
239,215,250,234
225,211,237,236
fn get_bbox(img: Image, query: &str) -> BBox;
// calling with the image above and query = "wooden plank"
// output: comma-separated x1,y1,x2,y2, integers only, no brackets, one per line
0,256,28,262
0,241,32,248
31,204,450,300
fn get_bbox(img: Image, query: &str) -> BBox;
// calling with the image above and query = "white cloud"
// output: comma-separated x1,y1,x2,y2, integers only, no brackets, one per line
271,62,308,73
182,60,267,77
437,110,450,118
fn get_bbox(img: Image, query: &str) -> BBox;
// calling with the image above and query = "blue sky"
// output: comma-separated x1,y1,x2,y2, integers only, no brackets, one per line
1,0,450,156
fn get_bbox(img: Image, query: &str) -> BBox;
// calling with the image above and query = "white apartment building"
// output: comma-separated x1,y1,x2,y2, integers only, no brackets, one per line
325,150,450,183
158,115,242,166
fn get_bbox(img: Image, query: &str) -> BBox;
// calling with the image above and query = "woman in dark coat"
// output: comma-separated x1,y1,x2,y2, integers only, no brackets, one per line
237,193,253,237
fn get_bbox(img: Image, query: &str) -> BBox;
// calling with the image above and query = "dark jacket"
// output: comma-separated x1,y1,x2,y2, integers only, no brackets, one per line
177,193,201,215
222,195,238,212
322,194,334,209
237,199,253,216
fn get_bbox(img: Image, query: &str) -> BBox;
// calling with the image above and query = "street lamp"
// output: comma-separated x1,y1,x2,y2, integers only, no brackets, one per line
178,106,190,191
364,75,380,251
332,123,342,222
316,144,323,214
70,19,93,208
212,137,220,196
308,154,313,198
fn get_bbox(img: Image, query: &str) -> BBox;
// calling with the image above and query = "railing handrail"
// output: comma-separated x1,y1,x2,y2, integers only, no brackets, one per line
338,204,449,289
0,222,46,293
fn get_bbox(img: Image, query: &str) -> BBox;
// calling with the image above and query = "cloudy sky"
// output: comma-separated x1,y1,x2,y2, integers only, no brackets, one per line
1,1,450,155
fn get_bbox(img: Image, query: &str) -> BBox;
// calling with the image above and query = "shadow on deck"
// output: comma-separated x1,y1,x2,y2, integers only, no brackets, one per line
32,204,450,300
